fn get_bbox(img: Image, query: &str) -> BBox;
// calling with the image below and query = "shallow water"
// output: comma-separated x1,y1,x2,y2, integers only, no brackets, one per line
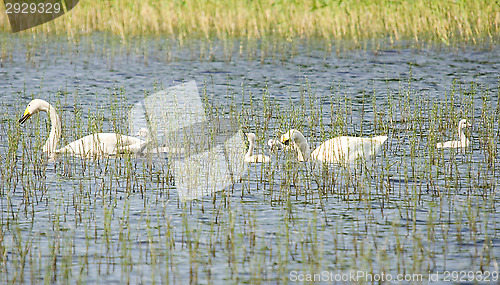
0,36,499,283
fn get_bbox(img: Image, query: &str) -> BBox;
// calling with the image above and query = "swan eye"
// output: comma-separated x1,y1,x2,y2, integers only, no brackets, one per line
283,139,290,146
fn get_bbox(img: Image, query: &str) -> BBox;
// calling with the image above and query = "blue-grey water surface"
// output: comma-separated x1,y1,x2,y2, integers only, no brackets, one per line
0,35,499,283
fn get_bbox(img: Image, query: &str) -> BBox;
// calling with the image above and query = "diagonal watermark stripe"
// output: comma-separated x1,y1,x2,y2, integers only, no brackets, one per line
129,81,246,201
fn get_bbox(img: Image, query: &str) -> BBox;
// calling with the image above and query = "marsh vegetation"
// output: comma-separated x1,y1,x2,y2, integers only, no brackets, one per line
0,36,499,284
1,0,499,46
0,0,499,275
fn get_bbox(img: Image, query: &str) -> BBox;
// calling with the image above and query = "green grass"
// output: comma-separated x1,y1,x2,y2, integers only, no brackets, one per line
2,75,499,283
0,0,499,44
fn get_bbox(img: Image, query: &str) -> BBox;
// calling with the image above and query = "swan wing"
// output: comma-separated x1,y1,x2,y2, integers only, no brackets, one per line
311,137,347,163
311,136,387,163
344,136,387,162
57,133,145,158
356,135,388,161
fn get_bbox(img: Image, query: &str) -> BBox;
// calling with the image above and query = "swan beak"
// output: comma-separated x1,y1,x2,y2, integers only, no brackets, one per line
19,108,32,124
281,138,290,146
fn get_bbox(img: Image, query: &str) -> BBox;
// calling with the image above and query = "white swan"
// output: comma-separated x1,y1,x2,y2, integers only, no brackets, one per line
436,119,471,149
19,99,146,159
245,133,270,163
267,138,285,152
280,129,388,164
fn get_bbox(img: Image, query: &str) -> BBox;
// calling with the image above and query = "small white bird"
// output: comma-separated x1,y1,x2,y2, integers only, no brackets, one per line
280,129,388,164
436,119,471,149
267,138,285,152
19,99,146,160
245,133,271,163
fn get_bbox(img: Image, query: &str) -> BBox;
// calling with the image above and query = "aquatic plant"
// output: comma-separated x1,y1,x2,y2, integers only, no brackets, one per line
0,46,499,283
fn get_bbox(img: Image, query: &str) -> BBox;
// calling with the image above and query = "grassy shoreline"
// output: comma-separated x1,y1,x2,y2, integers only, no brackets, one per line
1,0,499,44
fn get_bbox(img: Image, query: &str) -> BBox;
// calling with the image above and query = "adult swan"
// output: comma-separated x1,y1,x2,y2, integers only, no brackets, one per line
280,129,388,164
19,99,147,160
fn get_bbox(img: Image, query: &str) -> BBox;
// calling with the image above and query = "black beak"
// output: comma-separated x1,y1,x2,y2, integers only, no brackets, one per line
283,139,290,146
19,113,31,124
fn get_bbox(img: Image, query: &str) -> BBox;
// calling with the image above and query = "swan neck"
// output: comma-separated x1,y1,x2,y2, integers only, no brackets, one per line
44,104,61,155
458,125,468,145
300,144,311,162
245,138,254,159
295,132,311,161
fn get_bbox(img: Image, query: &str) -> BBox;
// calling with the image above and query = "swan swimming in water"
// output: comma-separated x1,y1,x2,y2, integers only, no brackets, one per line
19,99,147,159
245,133,270,163
436,119,471,149
280,129,388,164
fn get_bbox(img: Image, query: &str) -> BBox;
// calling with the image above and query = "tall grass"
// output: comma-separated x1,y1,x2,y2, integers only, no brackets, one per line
0,0,499,44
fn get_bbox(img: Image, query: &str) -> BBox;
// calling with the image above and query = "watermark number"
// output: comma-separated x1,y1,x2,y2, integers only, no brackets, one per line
5,2,61,14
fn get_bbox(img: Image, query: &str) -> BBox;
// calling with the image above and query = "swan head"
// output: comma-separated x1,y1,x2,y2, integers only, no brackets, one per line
280,129,294,146
280,129,310,161
135,127,150,138
458,119,471,130
245,132,256,142
19,99,61,157
280,129,305,146
19,99,50,124
267,139,277,148
267,138,282,151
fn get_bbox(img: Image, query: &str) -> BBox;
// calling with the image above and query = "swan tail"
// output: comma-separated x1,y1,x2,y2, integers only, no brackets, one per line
373,135,388,144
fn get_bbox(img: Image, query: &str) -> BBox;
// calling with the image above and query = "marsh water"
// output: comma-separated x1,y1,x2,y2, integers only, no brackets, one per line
0,36,499,283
